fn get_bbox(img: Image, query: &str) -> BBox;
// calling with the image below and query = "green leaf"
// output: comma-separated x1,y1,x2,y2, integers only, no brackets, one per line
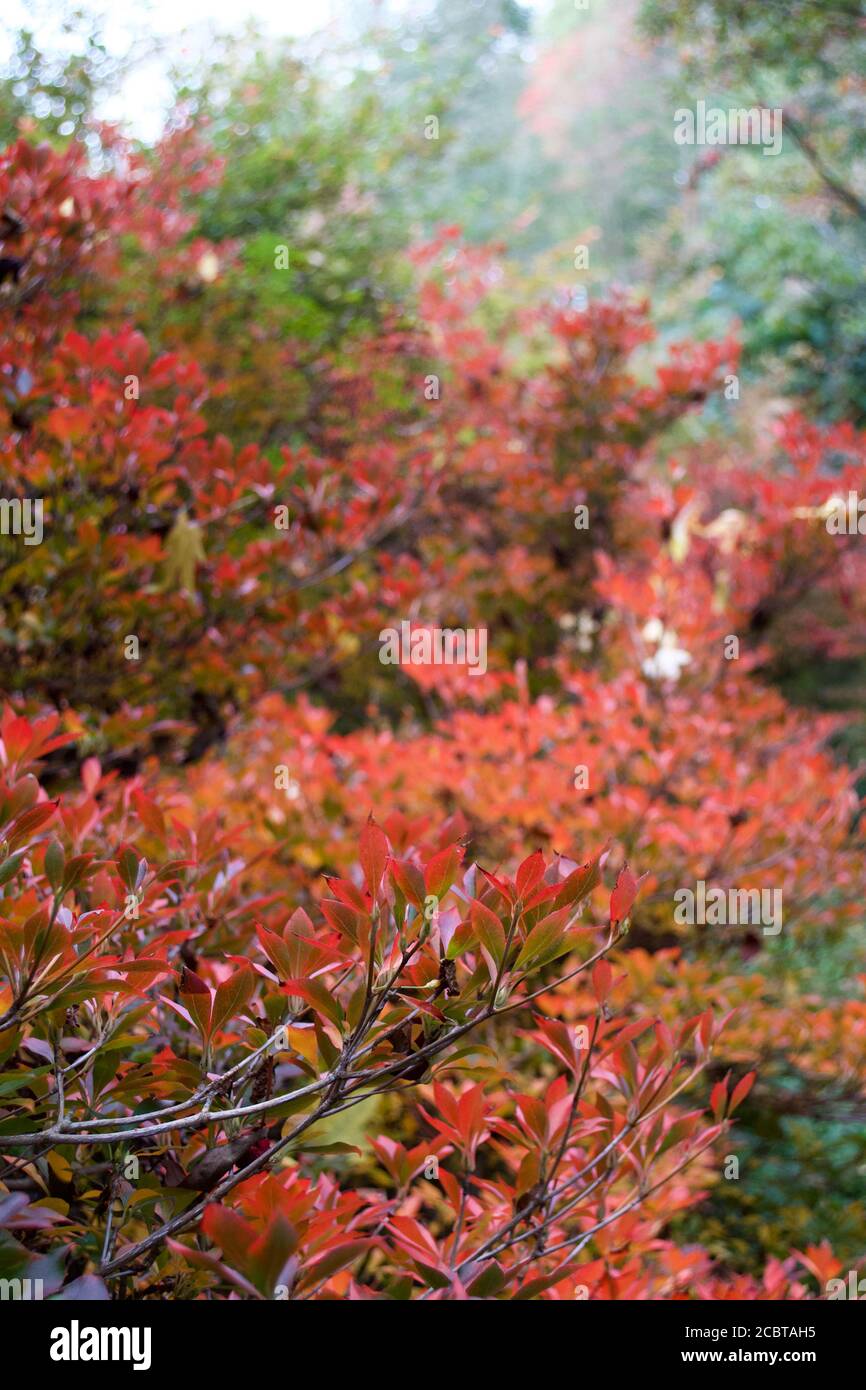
514,907,573,973
44,841,65,892
470,900,507,967
0,851,26,888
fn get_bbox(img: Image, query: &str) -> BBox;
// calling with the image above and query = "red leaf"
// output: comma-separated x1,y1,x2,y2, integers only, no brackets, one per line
5,800,59,849
359,817,389,896
132,790,166,838
730,1071,756,1112
389,858,426,910
211,965,256,1037
180,966,213,1042
591,959,612,1004
470,899,507,967
283,976,344,1029
424,843,463,901
710,1078,728,1122
554,847,607,911
516,849,546,900
201,1204,256,1267
296,1240,376,1292
609,864,644,925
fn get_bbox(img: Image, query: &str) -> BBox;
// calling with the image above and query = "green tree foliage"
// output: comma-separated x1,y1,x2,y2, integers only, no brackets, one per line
639,0,866,423
0,3,127,147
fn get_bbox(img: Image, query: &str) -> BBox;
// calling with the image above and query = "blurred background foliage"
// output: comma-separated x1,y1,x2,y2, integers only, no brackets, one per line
2,0,864,1284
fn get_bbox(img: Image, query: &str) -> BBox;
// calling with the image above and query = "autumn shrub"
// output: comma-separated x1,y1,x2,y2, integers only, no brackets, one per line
0,707,761,1299
1,124,863,1298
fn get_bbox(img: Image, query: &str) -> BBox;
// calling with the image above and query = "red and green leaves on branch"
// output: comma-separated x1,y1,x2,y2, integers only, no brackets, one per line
0,733,771,1299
